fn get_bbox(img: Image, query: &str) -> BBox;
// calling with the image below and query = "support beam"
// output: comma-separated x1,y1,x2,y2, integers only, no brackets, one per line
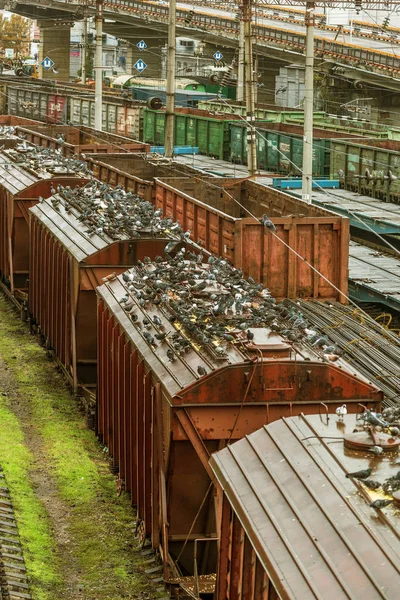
174,409,217,485
125,42,164,77
243,0,257,176
81,16,88,85
95,0,103,131
237,19,245,102
301,1,315,204
165,0,176,158
38,22,71,81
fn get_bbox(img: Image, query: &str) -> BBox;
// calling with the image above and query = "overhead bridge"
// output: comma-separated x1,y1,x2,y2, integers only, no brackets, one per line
7,0,400,91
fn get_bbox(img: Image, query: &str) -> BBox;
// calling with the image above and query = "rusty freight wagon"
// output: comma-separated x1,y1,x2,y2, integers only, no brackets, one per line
155,176,350,302
15,124,150,157
96,257,382,583
86,153,207,204
0,145,88,298
28,181,186,398
210,414,400,600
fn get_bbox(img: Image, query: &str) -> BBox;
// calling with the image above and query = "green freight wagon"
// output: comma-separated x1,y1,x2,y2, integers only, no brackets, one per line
143,108,244,159
198,101,400,139
229,122,331,177
185,83,236,99
330,138,400,204
197,100,326,123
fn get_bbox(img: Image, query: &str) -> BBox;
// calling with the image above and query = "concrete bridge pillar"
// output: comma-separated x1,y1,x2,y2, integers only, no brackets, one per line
125,33,166,78
38,21,71,81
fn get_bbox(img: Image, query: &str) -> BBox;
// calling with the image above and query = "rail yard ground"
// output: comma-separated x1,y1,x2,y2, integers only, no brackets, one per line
0,293,159,600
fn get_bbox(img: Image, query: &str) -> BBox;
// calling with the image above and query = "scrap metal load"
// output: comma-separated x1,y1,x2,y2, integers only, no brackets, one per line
97,253,382,577
283,299,400,408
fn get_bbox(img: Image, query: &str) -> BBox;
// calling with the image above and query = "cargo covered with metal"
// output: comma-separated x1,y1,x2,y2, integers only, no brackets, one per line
330,137,400,204
210,413,400,600
96,257,381,583
198,100,400,137
28,181,186,393
0,144,88,296
197,100,326,122
15,124,150,156
155,176,349,302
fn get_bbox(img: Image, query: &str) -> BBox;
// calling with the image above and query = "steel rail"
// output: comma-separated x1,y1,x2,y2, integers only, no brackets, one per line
284,299,400,406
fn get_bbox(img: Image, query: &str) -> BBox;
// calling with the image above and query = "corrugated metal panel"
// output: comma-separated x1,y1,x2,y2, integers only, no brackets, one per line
311,189,400,235
30,198,101,263
98,273,241,398
0,162,38,194
349,241,400,310
210,414,400,600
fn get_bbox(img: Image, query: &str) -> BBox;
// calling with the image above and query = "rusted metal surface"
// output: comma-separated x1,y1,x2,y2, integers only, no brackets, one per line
0,150,88,293
0,115,41,127
210,414,400,600
96,257,381,578
28,186,181,391
86,153,202,204
46,94,67,124
0,132,24,150
154,177,350,302
15,125,150,157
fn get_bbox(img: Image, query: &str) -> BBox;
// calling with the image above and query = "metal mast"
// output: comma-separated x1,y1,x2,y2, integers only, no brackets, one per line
94,0,103,131
81,14,88,85
301,1,315,204
243,0,257,176
165,0,176,158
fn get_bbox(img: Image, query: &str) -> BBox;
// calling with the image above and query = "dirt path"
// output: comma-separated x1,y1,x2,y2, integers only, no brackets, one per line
0,298,164,600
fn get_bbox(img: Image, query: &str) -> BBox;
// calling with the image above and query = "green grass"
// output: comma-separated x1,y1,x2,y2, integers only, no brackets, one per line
0,399,61,599
0,298,155,599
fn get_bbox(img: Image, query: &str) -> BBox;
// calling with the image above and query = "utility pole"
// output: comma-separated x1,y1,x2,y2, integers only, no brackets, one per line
237,19,245,102
301,1,315,204
243,0,257,176
95,0,103,131
165,0,176,158
81,15,88,85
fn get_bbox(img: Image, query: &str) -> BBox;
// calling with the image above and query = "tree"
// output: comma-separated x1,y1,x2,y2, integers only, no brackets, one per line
0,14,31,58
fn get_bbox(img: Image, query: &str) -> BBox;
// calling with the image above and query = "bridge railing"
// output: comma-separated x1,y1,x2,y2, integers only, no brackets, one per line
99,1,400,76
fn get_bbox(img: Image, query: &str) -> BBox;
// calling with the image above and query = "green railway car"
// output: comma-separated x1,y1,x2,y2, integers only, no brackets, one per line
143,108,240,159
197,101,400,139
229,122,331,177
330,138,400,204
197,100,326,123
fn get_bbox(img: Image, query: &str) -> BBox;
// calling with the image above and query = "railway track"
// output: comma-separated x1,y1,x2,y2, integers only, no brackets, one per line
0,470,31,600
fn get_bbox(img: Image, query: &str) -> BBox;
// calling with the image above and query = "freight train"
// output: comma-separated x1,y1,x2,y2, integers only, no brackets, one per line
0,122,391,599
3,76,400,202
